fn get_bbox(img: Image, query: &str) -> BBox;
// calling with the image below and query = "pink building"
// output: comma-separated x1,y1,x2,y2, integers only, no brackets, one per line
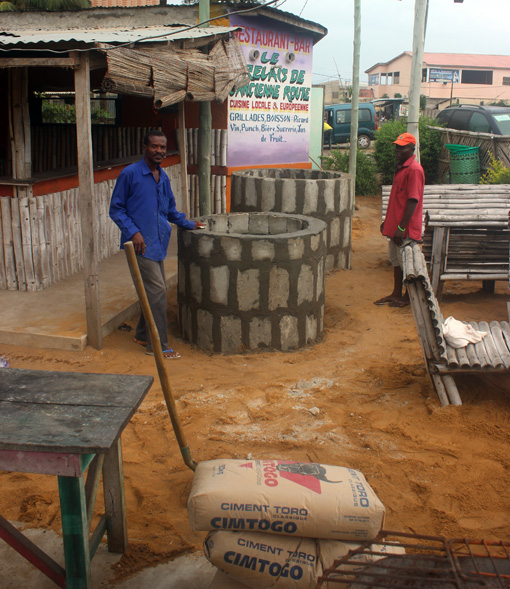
366,52,510,105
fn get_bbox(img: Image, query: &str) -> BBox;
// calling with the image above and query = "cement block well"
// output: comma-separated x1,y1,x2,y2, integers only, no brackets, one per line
177,213,327,354
230,168,354,271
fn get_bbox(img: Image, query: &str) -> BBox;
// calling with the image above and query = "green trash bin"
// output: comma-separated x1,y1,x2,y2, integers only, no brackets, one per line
445,144,480,184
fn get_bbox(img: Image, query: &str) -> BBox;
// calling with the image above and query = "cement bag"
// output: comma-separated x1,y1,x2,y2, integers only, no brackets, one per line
204,529,405,589
209,569,251,588
188,459,385,541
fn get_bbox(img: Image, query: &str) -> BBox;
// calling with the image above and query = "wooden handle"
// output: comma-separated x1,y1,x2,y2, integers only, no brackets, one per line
124,242,196,471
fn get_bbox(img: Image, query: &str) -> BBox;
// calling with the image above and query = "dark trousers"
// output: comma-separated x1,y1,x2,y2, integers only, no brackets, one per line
135,256,168,352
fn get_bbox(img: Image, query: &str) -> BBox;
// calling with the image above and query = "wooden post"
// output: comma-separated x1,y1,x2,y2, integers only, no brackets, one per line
348,0,361,196
198,0,211,216
74,51,103,350
178,101,189,216
407,0,428,159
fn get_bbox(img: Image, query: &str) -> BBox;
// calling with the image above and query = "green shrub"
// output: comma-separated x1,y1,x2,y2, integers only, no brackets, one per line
480,152,510,184
373,117,442,185
321,148,379,196
42,101,113,124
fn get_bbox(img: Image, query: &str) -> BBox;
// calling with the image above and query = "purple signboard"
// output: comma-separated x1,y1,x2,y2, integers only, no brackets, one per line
228,15,313,167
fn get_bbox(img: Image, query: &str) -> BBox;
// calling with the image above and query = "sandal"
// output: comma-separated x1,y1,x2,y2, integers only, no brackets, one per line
146,348,181,359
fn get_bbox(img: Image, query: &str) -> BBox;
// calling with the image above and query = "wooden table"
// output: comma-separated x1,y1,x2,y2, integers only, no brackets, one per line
0,368,153,589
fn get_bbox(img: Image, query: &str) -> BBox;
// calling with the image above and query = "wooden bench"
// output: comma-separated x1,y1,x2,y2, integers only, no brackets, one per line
382,184,510,294
402,242,510,406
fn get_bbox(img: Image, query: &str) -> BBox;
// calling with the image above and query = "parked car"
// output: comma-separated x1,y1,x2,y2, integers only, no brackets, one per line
436,104,510,135
324,102,377,149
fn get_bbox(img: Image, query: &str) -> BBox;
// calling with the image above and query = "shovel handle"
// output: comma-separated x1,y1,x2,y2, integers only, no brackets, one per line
124,241,196,471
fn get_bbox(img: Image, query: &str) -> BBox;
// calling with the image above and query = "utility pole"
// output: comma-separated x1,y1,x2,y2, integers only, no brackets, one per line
198,0,211,215
348,0,361,200
407,0,427,161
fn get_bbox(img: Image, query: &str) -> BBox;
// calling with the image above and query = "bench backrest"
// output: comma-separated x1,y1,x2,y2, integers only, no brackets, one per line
402,243,448,364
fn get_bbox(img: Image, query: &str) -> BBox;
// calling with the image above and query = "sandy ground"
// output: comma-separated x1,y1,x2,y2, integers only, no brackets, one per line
1,195,510,584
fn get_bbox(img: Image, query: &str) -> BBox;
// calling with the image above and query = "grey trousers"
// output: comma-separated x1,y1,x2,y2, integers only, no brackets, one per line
135,256,168,352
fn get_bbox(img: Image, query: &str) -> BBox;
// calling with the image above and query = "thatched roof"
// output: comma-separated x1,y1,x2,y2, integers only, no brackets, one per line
100,35,249,107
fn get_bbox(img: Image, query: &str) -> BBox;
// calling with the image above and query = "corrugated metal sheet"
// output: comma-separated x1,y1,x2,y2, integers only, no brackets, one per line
0,25,238,48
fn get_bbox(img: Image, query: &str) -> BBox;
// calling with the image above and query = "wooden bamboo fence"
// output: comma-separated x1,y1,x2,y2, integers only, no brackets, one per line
382,184,510,291
0,164,181,291
428,126,510,184
30,125,156,174
181,127,228,215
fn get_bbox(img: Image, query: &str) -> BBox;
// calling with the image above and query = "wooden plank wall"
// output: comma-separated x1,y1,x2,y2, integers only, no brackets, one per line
0,164,182,291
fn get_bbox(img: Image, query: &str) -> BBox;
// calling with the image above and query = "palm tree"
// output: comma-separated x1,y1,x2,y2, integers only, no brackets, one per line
0,0,89,10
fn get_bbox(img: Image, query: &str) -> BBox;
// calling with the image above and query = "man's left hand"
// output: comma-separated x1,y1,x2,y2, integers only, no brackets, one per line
393,227,405,246
193,221,206,230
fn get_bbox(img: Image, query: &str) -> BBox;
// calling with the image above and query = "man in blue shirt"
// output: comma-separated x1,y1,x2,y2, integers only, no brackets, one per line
110,130,204,358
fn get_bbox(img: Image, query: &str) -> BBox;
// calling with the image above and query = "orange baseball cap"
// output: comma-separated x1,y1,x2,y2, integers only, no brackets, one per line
393,132,416,146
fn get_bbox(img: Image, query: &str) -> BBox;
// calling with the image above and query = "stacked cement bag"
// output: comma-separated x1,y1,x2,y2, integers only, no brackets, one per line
188,459,398,588
205,530,405,588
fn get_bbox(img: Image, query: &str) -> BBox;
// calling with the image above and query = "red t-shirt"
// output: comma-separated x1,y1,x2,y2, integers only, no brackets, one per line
383,155,425,241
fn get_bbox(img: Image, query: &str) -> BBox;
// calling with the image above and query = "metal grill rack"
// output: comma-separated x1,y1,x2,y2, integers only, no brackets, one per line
316,530,510,588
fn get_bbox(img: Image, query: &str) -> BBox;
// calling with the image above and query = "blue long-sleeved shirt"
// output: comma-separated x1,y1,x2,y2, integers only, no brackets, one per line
109,159,194,261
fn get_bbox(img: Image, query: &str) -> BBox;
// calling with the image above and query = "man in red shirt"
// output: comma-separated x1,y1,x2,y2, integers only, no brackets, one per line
375,132,424,307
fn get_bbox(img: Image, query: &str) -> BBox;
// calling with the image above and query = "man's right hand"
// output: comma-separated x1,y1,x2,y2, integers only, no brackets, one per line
380,221,385,235
131,232,146,256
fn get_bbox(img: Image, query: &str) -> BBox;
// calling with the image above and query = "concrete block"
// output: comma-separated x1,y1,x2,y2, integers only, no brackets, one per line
306,313,318,343
303,181,319,215
210,215,228,233
269,267,289,310
237,269,260,311
340,182,350,211
245,179,258,208
249,214,269,235
252,240,275,261
316,259,324,299
268,215,288,235
249,317,272,349
198,236,214,258
180,304,192,342
282,181,297,213
297,265,313,305
182,230,192,247
229,214,249,234
280,315,299,351
323,182,335,213
343,216,352,248
210,265,229,306
288,237,305,260
337,251,347,270
311,233,321,251
325,254,335,273
220,316,243,353
197,309,213,351
178,260,186,296
330,217,341,247
221,237,242,262
190,263,202,303
261,178,276,211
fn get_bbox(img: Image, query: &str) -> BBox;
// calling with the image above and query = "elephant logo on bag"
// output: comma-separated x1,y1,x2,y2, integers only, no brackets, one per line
277,462,342,486
241,460,343,494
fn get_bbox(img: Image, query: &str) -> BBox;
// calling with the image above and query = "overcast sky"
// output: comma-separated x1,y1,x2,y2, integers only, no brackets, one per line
273,0,510,84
